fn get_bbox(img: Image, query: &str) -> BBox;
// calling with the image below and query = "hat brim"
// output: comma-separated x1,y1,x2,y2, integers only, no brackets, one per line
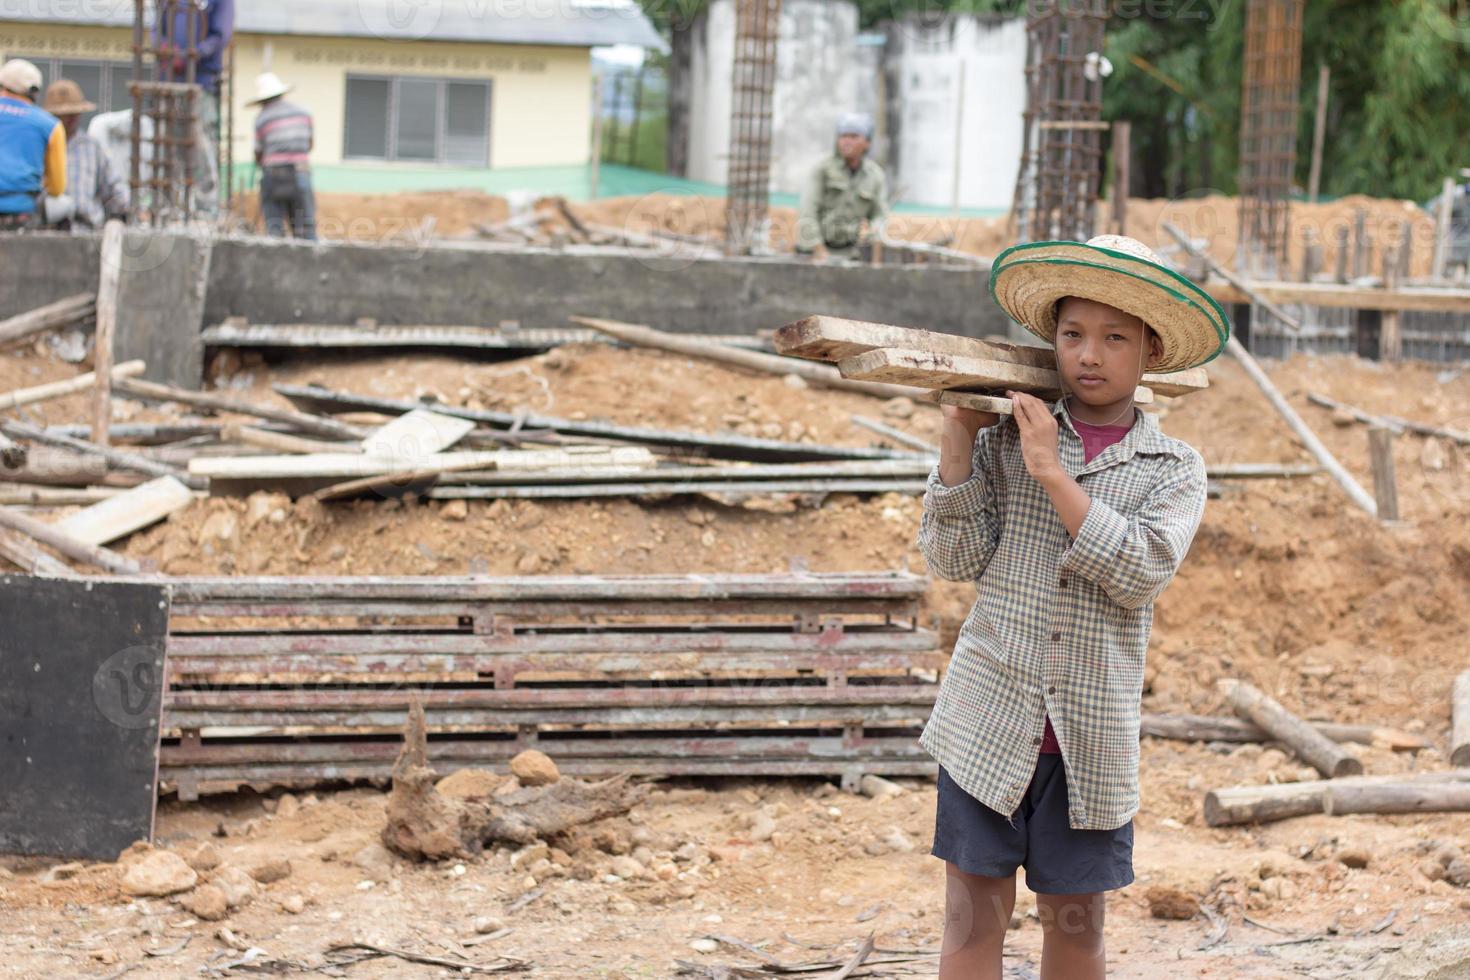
247,85,292,105
988,241,1230,373
46,100,96,114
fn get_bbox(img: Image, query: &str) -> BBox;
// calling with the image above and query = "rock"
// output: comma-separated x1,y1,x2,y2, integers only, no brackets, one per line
1257,748,1289,771
441,500,468,521
250,859,292,884
882,397,915,419
116,840,154,865
245,492,289,529
352,843,395,883
631,845,655,867
674,842,701,864
689,938,719,954
181,884,229,921
437,768,505,799
1146,885,1200,920
1368,926,1470,980
89,948,118,965
474,915,505,934
1421,858,1448,882
509,750,560,787
749,813,777,843
119,850,198,897
859,774,906,801
609,855,645,880
1446,859,1470,888
275,794,300,819
883,827,917,854
210,865,259,909
1337,847,1371,869
181,842,221,873
511,843,550,869
1255,851,1299,880
782,374,808,390
1433,843,1464,868
593,829,632,855
41,861,85,883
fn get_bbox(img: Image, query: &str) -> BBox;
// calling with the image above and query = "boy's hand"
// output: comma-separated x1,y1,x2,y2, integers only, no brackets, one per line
936,404,999,487
1007,391,1063,481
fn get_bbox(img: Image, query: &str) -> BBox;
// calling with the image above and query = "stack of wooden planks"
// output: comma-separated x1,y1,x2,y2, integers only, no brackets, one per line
773,315,1211,415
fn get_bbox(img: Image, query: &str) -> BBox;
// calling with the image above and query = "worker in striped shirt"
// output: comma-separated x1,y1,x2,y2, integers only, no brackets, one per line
41,79,129,230
249,72,316,241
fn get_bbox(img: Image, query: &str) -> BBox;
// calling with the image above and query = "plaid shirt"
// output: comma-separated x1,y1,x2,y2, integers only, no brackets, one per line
67,131,128,228
918,400,1207,831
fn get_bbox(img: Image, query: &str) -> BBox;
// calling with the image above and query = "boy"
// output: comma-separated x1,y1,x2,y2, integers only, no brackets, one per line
918,235,1228,979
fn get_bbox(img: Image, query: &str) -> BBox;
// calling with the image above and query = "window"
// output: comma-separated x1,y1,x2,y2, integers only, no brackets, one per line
344,75,491,166
4,56,133,129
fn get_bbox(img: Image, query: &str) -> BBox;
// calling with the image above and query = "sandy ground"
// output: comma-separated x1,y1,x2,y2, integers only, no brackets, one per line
1,340,1468,978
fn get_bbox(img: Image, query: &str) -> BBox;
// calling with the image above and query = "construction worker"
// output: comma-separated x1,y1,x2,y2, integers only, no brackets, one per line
157,0,234,218
795,112,889,261
0,59,66,231
41,80,129,230
249,72,316,240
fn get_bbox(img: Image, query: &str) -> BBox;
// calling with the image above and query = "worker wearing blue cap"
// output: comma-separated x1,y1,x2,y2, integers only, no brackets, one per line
795,111,889,260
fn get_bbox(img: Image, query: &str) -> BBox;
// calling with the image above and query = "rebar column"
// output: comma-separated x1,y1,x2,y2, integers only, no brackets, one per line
724,0,782,255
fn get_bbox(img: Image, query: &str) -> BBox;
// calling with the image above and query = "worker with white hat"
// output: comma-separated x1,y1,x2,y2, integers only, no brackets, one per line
0,59,67,230
249,72,317,240
795,111,889,260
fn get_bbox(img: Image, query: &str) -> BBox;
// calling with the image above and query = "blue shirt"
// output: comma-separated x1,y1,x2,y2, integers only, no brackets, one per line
156,0,235,94
0,96,60,214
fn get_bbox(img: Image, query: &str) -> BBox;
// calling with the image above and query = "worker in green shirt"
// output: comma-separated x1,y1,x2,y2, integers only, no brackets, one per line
795,112,889,261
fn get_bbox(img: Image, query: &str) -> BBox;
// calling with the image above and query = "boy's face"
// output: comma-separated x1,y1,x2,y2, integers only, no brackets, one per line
1053,297,1162,407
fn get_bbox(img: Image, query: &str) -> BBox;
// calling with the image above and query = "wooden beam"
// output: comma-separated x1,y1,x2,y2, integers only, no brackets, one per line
1225,337,1378,515
1367,427,1399,522
0,293,94,347
1453,669,1470,768
570,316,926,401
1203,770,1470,826
189,446,655,481
362,408,475,457
923,390,1016,416
1221,679,1364,778
116,377,366,441
0,506,143,575
0,360,146,412
1307,392,1470,446
427,478,928,501
0,527,75,576
0,483,123,507
0,419,204,490
1323,783,1470,817
93,220,124,446
1202,279,1470,314
1307,65,1329,204
223,424,357,455
840,348,1160,404
53,476,194,546
1160,221,1302,330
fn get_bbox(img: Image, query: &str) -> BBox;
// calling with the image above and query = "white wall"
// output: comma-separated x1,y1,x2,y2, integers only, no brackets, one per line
885,15,1026,211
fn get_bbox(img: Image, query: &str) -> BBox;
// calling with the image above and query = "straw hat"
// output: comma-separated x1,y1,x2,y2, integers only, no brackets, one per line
42,79,97,116
0,59,43,97
247,72,293,106
988,234,1230,373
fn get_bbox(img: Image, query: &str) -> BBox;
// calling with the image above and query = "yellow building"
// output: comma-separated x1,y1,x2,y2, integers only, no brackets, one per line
0,1,661,187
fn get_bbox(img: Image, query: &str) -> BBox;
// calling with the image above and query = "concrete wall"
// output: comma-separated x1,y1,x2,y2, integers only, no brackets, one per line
882,15,1027,212
685,0,861,196
0,21,593,172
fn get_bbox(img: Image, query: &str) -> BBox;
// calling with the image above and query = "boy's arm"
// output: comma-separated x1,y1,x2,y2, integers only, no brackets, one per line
918,409,1005,582
1010,391,1207,608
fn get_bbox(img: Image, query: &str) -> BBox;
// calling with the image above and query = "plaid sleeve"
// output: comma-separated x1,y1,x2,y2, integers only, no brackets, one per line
917,426,1004,582
1060,448,1207,609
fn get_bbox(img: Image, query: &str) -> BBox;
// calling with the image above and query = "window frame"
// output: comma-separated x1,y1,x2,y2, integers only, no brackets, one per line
343,73,492,167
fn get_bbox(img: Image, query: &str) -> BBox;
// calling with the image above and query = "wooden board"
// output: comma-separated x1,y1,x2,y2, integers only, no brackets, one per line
0,574,170,858
361,408,475,457
842,348,1157,404
189,446,654,480
54,476,194,547
776,315,1208,396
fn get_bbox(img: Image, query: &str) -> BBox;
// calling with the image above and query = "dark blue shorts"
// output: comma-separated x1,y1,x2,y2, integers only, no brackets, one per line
932,755,1134,894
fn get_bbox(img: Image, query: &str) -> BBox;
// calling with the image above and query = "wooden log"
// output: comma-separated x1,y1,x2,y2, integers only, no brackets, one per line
1323,782,1470,817
0,527,75,576
1453,669,1470,768
1160,222,1303,332
44,421,230,445
569,315,926,401
0,506,143,575
1220,679,1364,778
1140,712,1427,750
189,446,654,481
1307,65,1329,204
0,360,146,412
1380,241,1403,362
1223,338,1378,515
222,424,356,456
774,315,1208,396
0,293,94,347
115,376,366,441
1306,392,1470,446
362,408,475,457
0,419,205,491
0,483,123,507
1112,120,1130,235
850,415,931,453
0,432,26,469
1205,464,1321,479
1203,770,1470,826
312,469,443,502
1350,208,1369,280
53,476,194,546
1367,427,1399,522
93,220,125,446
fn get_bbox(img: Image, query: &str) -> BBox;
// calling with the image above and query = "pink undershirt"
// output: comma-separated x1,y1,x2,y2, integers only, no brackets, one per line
1039,414,1134,754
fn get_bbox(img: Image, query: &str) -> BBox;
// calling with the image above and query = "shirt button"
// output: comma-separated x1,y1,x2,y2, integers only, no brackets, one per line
1048,686,1057,694
1059,578,1069,588
1033,737,1042,745
1051,631,1062,642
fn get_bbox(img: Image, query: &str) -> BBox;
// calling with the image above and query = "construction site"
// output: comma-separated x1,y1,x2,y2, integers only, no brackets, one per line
1,1,1469,978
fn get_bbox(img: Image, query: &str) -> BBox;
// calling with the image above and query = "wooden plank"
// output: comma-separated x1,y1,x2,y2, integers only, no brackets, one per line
362,408,476,457
1203,770,1470,826
1453,669,1470,768
189,446,653,481
0,360,146,412
1221,679,1363,778
429,478,925,500
54,476,194,547
1367,427,1399,522
0,574,170,858
0,293,94,347
174,597,917,621
840,347,1062,391
1306,392,1470,446
0,418,204,491
449,459,936,485
116,376,366,441
1202,279,1470,314
0,528,75,576
200,323,768,351
273,384,928,464
93,220,125,446
0,507,143,575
